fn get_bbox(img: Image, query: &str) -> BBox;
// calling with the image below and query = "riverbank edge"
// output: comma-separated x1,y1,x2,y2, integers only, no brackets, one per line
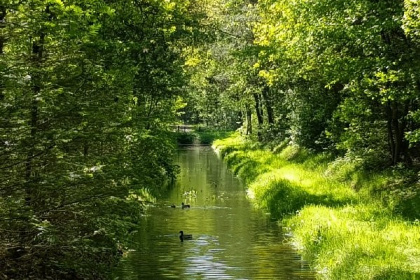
212,133,420,280
173,128,233,145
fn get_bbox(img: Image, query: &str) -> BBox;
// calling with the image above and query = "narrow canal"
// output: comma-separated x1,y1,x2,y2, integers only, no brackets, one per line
113,145,315,280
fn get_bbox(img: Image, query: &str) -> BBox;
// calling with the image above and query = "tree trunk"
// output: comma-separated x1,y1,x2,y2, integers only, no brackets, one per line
400,100,411,164
25,3,50,204
386,100,411,165
25,38,43,205
245,105,252,135
261,86,274,125
0,6,5,54
253,93,263,139
0,6,6,101
386,102,395,164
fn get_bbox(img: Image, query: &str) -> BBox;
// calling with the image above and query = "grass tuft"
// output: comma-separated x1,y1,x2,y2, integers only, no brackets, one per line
285,205,420,280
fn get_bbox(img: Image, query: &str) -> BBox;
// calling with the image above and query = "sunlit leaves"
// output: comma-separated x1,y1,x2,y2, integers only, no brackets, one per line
403,0,420,42
0,0,204,278
251,0,420,161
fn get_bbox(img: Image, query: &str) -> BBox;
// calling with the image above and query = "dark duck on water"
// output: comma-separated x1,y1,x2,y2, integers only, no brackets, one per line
179,231,192,242
181,202,190,209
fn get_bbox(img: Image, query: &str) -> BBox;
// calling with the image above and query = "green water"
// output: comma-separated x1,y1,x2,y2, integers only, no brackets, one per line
113,145,315,280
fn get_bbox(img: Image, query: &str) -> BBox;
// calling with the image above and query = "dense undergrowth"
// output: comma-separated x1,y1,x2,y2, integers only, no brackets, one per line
174,128,233,145
213,133,420,280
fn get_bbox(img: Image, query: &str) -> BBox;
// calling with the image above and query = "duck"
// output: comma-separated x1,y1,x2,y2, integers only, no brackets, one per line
170,204,176,208
181,202,190,209
179,231,192,242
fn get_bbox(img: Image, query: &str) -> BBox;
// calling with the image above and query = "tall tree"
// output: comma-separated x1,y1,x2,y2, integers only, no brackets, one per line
253,0,420,163
0,0,206,278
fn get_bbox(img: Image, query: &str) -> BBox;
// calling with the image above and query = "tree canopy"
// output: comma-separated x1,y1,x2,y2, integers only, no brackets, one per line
0,0,207,278
183,0,420,168
1,0,420,278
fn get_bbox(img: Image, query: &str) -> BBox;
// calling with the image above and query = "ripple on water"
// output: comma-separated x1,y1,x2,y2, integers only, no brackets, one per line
113,146,315,280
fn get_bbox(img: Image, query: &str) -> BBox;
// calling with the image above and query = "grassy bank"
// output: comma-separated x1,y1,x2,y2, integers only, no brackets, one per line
213,133,420,280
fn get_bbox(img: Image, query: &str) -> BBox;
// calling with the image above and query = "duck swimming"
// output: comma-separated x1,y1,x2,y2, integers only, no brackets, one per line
170,204,176,208
179,231,192,242
181,202,190,209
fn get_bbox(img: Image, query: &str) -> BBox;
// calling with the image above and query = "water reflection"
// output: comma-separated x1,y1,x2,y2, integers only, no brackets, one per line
113,146,315,280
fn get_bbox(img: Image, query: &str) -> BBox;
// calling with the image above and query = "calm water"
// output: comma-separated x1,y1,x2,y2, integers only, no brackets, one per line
113,145,315,280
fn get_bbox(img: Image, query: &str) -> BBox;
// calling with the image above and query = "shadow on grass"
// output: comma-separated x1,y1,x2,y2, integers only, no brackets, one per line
225,153,271,184
261,179,352,219
236,160,271,185
396,193,420,221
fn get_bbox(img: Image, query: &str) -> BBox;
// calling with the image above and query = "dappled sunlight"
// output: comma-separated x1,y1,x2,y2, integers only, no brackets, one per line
286,205,420,280
215,133,420,279
281,171,299,182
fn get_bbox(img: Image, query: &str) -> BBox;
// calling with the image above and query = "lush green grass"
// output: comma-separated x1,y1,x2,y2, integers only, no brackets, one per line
286,204,420,280
213,133,420,280
195,130,233,145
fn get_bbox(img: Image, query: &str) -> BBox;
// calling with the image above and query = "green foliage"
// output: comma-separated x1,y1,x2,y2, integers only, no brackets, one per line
252,0,420,165
175,132,196,145
181,0,261,132
403,0,420,43
0,0,205,278
193,1,420,278
2,0,418,277
183,0,420,166
175,128,234,145
195,130,233,145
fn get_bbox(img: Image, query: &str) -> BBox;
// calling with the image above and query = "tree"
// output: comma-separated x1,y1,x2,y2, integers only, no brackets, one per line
253,0,420,164
0,0,205,278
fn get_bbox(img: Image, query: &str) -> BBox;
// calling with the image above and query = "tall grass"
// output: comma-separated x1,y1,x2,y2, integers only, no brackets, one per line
213,133,420,280
286,205,420,280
